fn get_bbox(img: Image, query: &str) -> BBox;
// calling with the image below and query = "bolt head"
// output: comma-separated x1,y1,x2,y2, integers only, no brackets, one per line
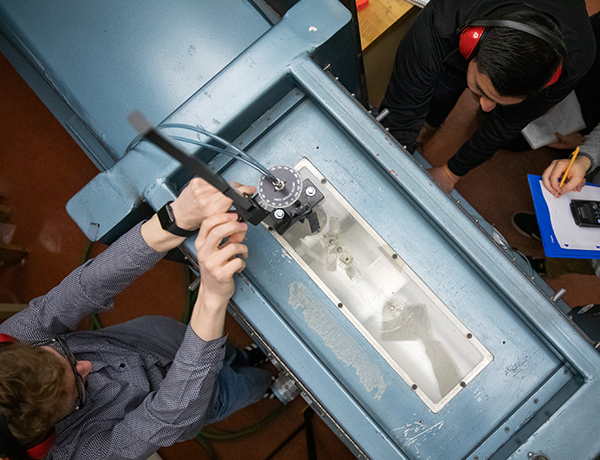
274,209,285,220
305,186,316,197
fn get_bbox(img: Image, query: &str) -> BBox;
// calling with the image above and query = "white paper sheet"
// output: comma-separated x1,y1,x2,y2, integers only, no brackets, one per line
540,180,600,251
522,91,586,149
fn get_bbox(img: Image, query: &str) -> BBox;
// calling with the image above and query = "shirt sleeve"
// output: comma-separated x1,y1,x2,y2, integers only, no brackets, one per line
0,222,166,342
580,123,600,172
446,83,579,176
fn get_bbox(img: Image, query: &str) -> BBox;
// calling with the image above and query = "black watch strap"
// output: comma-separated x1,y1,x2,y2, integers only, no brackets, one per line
157,201,196,237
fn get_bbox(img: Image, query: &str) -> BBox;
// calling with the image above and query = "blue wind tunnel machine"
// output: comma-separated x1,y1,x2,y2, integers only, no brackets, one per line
1,0,600,459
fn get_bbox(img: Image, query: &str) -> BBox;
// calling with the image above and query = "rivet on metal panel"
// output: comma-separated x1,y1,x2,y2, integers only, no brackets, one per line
392,254,398,259
467,333,473,339
337,302,343,308
321,178,327,184
412,384,418,390
534,399,539,404
460,382,466,388
504,427,510,432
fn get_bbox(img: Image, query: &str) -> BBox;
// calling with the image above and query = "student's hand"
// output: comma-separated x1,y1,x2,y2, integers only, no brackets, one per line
547,132,585,150
196,213,248,304
428,165,458,193
171,178,256,232
191,213,249,340
542,156,591,197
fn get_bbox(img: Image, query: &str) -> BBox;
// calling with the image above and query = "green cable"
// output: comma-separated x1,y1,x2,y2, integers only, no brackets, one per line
195,433,217,460
198,403,288,441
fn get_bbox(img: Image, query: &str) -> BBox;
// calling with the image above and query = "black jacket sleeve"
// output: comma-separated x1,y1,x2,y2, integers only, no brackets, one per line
379,3,451,150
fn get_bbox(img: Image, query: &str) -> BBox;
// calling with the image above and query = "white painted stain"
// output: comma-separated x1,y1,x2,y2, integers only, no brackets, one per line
394,421,444,446
280,248,294,262
309,26,318,32
289,282,390,399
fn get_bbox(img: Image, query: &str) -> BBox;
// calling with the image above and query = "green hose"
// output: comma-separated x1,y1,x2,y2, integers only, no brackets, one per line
198,403,288,441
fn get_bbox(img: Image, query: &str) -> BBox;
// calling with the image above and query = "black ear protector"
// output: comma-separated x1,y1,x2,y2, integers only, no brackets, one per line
459,19,568,87
0,334,56,460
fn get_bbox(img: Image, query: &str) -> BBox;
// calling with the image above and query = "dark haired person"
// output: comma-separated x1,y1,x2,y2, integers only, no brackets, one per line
379,0,595,192
0,178,272,460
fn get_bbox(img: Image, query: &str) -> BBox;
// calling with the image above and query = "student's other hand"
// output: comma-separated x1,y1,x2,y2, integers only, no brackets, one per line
428,165,458,193
542,156,591,197
547,132,584,150
171,178,257,231
195,213,248,303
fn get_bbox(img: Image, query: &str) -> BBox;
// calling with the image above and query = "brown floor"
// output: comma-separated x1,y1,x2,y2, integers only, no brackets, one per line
2,3,600,459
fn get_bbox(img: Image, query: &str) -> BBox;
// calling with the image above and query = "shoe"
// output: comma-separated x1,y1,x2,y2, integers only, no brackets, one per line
512,212,542,242
243,343,268,367
526,255,547,276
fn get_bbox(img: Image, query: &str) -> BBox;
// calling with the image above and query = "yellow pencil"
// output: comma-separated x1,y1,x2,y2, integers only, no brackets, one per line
559,146,581,188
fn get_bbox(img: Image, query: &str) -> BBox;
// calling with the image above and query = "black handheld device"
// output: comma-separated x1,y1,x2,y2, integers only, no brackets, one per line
570,200,600,228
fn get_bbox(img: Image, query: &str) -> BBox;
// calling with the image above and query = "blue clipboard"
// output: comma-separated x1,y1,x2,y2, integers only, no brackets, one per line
528,174,600,259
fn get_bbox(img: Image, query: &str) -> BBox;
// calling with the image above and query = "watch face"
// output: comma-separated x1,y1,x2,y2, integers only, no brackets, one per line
165,203,176,223
158,201,195,237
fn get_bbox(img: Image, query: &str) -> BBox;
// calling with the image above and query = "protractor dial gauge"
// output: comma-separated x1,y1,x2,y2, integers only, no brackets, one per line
257,164,303,210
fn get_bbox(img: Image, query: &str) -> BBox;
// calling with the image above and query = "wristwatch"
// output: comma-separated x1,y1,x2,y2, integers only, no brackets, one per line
157,201,196,237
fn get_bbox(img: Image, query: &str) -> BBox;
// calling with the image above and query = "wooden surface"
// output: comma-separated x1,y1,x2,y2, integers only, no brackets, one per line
357,0,414,49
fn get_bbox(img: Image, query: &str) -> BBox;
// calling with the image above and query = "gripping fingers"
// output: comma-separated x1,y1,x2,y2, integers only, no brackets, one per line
204,245,248,283
542,160,568,195
197,214,244,245
214,242,249,264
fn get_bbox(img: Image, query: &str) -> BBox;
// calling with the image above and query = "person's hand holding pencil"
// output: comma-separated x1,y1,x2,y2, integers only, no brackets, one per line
542,147,591,197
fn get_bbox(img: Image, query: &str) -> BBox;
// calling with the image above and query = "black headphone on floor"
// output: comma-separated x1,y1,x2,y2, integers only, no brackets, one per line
0,334,56,460
459,18,568,87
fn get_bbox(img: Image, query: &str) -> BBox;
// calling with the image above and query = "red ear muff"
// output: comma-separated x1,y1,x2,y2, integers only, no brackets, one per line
544,63,562,88
26,431,55,459
459,25,486,59
0,334,19,345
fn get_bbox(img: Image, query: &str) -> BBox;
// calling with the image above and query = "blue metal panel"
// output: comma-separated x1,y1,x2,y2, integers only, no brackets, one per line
216,85,573,460
0,0,270,168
